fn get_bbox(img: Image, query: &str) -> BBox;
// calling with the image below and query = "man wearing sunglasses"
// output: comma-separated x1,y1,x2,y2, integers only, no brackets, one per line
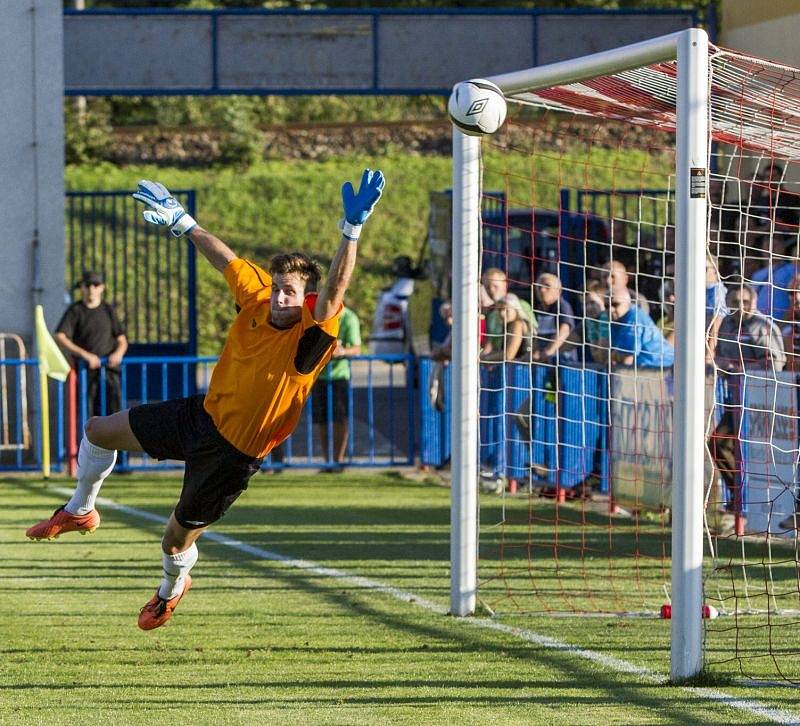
55,270,128,417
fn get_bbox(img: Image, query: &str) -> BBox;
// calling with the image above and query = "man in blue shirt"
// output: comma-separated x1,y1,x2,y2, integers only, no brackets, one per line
609,290,674,368
752,248,799,325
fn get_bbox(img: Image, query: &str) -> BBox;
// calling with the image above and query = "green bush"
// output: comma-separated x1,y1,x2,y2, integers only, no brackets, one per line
64,98,113,165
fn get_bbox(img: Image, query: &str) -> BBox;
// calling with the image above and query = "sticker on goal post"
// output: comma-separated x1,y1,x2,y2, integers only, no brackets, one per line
690,168,706,198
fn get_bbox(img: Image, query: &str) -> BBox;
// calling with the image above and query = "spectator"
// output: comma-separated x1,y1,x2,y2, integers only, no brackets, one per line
601,260,650,316
532,273,576,362
481,267,536,357
706,254,729,361
481,293,534,362
512,277,573,471
781,274,800,373
780,282,800,529
741,225,770,281
582,280,610,364
657,280,676,348
369,255,417,355
55,270,128,416
779,276,800,530
313,304,362,473
750,164,779,222
749,163,798,231
431,301,453,363
714,284,786,374
706,254,729,327
608,289,674,368
710,284,786,533
751,233,800,325
429,301,453,413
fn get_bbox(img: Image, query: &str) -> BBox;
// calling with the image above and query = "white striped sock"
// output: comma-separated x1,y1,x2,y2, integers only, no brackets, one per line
158,543,198,600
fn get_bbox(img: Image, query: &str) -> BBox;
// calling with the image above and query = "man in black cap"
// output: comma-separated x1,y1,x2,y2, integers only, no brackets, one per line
55,271,128,416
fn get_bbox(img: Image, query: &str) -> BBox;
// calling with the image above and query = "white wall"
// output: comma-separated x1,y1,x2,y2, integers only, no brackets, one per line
720,0,800,69
723,19,800,70
0,1,65,344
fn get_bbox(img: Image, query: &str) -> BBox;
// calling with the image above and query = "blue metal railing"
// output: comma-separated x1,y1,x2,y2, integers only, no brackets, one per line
70,354,415,472
1,353,788,522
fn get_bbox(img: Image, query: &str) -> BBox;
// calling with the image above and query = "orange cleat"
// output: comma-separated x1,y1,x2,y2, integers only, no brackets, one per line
138,575,192,631
26,506,100,541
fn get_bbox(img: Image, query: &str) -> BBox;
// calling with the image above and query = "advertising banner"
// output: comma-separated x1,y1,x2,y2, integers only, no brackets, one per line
740,372,799,535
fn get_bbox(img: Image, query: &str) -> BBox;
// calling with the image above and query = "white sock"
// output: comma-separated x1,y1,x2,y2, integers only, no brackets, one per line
65,437,117,516
158,543,198,600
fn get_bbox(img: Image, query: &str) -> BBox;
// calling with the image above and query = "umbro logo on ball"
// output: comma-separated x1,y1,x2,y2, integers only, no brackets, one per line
466,98,488,116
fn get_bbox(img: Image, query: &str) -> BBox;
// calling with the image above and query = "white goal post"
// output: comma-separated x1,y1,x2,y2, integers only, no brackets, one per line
450,28,710,681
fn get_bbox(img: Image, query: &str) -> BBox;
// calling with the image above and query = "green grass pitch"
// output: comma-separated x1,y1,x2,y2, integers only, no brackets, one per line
2,471,800,724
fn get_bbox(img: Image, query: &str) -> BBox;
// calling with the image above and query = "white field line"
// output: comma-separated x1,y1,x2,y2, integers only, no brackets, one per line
49,487,800,725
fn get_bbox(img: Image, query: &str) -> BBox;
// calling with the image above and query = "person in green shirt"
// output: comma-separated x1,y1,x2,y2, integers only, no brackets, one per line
312,305,362,472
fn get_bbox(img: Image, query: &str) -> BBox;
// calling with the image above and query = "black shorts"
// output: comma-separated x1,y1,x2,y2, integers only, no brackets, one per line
311,378,350,425
128,394,263,529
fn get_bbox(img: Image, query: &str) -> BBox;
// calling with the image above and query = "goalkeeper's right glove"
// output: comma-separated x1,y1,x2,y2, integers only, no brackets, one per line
132,180,197,238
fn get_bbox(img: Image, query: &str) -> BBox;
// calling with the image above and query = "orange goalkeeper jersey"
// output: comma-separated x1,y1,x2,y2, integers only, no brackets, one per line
204,258,341,458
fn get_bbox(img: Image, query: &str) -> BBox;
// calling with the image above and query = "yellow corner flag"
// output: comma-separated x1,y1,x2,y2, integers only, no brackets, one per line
34,305,71,478
34,305,70,382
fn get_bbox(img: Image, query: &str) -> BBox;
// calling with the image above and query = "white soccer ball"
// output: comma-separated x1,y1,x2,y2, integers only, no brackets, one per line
448,79,507,136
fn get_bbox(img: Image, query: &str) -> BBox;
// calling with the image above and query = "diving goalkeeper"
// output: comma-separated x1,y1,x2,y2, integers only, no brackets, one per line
26,169,385,631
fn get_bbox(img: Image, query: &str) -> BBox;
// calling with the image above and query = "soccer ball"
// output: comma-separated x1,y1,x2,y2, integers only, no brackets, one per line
448,79,507,136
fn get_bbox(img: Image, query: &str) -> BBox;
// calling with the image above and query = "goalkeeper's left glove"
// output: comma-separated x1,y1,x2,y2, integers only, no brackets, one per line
338,168,385,241
132,180,197,238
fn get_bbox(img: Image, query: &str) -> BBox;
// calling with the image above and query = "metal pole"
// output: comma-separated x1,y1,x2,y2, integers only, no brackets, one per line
671,27,709,681
450,128,481,616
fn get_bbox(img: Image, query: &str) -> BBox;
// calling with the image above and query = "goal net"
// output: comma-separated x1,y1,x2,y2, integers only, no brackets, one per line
451,29,800,682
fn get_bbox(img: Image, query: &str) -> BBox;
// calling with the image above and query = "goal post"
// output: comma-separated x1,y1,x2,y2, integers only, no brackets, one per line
671,29,709,682
450,28,710,680
450,130,481,617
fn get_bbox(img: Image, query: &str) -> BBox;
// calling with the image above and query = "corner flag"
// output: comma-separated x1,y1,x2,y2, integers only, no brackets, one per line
34,305,70,381
34,305,71,478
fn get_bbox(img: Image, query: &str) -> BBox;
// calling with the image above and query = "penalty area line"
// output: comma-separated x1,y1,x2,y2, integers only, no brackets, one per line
50,487,800,725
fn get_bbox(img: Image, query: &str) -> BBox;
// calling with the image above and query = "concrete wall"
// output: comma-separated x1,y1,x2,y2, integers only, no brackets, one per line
0,1,65,345
720,0,800,68
63,10,695,95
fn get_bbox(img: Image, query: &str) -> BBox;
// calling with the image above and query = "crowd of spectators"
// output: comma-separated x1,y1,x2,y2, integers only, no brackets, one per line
474,263,675,370
459,162,800,526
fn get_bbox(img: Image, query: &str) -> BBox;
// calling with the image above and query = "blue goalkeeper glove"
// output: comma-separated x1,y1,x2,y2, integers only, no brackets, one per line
132,180,197,238
339,168,385,241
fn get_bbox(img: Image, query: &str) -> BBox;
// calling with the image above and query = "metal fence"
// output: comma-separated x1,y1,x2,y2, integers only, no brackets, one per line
0,354,414,474
3,351,794,526
418,359,798,524
65,190,198,359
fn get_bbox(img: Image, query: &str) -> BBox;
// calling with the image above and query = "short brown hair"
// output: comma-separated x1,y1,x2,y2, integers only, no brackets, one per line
269,252,321,292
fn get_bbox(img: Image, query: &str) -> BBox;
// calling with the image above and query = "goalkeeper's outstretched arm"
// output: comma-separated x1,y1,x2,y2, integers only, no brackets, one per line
186,227,237,273
314,169,385,322
132,180,236,273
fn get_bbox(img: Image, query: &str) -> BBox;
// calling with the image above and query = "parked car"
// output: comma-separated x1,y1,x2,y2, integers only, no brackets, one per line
423,191,613,341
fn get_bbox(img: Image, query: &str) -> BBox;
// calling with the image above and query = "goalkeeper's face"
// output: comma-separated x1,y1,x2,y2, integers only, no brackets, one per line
270,273,306,327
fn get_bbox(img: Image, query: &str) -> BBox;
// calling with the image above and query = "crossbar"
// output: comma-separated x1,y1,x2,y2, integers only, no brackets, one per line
487,30,685,95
